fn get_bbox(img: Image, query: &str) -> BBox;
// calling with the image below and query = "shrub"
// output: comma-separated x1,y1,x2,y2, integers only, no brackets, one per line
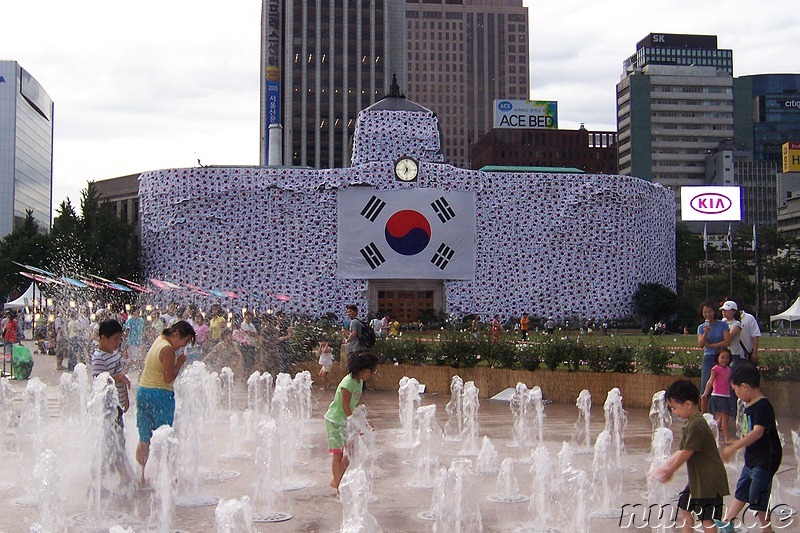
431,331,480,368
677,351,701,377
636,343,673,375
372,337,430,365
517,343,541,371
566,340,590,371
542,338,571,371
605,343,635,373
758,351,800,381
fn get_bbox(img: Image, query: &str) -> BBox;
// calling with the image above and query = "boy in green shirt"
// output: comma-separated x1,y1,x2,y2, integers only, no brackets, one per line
652,379,729,532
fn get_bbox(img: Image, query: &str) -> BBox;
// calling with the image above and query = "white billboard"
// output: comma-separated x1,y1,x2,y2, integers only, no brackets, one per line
680,186,741,221
493,99,558,129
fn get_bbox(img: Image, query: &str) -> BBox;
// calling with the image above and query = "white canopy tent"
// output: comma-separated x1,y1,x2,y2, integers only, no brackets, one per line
770,296,800,327
3,283,38,310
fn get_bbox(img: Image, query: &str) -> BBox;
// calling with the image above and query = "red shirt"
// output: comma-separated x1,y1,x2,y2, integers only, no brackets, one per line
4,318,18,343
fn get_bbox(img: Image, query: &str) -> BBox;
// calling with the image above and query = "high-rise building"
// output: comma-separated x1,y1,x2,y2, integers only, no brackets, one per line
259,0,406,169
0,61,53,237
734,74,800,163
405,0,530,169
616,34,734,192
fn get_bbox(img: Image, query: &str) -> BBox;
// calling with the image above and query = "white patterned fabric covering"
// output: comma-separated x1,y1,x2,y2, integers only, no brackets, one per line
140,165,675,321
350,110,444,165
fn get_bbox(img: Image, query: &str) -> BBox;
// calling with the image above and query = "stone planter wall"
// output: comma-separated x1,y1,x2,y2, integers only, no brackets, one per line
296,361,797,417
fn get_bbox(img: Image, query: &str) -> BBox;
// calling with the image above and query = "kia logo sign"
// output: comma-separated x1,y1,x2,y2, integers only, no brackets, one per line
690,193,732,214
680,186,741,221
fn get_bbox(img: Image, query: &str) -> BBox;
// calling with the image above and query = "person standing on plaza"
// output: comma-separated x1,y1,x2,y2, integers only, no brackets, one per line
370,315,384,339
697,299,730,406
733,301,762,364
343,304,364,360
720,301,745,369
652,379,729,532
491,315,501,343
135,320,195,485
124,307,145,366
2,310,19,365
519,312,530,341
718,364,783,533
387,315,400,337
545,316,556,335
208,304,226,345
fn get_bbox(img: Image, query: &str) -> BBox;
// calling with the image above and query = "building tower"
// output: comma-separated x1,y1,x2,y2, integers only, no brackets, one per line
405,0,529,169
259,0,406,169
616,33,734,193
0,61,53,237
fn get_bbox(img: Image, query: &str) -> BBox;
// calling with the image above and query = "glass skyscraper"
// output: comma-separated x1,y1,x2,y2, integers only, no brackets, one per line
734,74,800,163
0,61,53,237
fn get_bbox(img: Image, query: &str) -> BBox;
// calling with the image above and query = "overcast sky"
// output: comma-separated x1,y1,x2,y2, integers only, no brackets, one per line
2,1,797,214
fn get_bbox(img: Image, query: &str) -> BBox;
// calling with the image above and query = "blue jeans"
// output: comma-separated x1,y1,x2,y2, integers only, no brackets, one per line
700,353,716,398
734,465,775,512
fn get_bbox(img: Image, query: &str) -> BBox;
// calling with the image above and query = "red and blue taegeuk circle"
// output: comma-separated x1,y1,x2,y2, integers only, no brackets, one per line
385,210,431,256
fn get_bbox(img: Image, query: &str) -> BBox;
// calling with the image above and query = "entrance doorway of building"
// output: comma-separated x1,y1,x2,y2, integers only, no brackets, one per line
368,280,445,325
378,290,433,323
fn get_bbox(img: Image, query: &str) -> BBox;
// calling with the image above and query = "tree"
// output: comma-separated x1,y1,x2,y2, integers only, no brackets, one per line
0,210,50,299
633,283,678,327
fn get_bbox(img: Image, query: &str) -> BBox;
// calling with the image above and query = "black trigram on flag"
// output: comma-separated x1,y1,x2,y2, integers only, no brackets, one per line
431,243,455,270
360,195,386,222
360,242,386,270
431,196,456,223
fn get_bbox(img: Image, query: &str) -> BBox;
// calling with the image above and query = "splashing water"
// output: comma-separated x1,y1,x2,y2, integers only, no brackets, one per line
408,404,442,488
703,413,719,444
459,381,480,455
474,436,499,475
444,375,464,441
148,425,179,532
32,449,65,532
603,387,628,469
252,418,292,523
397,377,421,448
219,367,234,411
591,429,622,517
215,496,254,533
572,389,592,453
646,426,675,532
340,467,382,533
487,457,528,503
649,390,671,431
434,458,482,532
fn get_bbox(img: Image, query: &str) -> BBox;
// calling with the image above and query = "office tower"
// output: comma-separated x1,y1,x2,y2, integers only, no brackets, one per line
0,61,53,237
734,74,800,163
259,0,406,168
616,33,734,191
405,0,530,169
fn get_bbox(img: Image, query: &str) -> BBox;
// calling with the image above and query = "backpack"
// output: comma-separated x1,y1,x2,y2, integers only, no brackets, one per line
356,318,377,349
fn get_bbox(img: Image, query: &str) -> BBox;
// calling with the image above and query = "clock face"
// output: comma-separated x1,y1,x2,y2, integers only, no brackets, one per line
395,157,419,182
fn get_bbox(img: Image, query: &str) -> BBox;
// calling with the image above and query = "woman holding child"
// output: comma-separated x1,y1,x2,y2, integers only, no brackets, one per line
135,320,196,484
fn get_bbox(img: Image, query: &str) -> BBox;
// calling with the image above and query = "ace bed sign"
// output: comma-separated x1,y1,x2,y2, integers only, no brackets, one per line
680,186,741,221
493,100,558,129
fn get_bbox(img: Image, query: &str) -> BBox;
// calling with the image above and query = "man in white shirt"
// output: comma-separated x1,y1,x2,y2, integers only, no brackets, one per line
371,315,384,338
737,305,762,363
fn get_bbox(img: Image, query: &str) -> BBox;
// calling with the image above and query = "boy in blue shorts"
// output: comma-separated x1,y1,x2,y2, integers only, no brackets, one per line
718,363,783,533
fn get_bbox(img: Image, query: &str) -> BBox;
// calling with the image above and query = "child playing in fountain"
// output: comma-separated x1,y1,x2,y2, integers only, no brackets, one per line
317,339,334,390
652,379,729,532
701,347,735,443
90,319,134,484
717,363,783,533
323,350,379,494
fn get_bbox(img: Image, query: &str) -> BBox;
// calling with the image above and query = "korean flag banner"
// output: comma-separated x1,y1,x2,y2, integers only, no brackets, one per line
337,188,476,280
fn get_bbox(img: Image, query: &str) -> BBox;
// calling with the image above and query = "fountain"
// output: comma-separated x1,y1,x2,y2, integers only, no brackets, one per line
590,429,623,518
444,375,464,441
397,376,421,448
173,362,220,507
648,390,671,431
433,458,482,532
246,371,263,422
703,412,719,443
219,413,250,459
148,424,179,532
272,372,313,490
516,444,554,532
408,404,441,488
252,418,292,523
487,457,528,503
554,442,590,532
13,377,49,507
31,449,65,533
603,387,628,470
572,389,592,453
417,467,447,521
474,436,500,475
215,496,254,533
459,381,480,455
340,467,382,532
219,367,234,411
645,427,674,532
510,383,545,452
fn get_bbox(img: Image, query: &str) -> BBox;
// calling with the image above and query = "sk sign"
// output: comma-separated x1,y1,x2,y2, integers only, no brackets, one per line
680,186,741,221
